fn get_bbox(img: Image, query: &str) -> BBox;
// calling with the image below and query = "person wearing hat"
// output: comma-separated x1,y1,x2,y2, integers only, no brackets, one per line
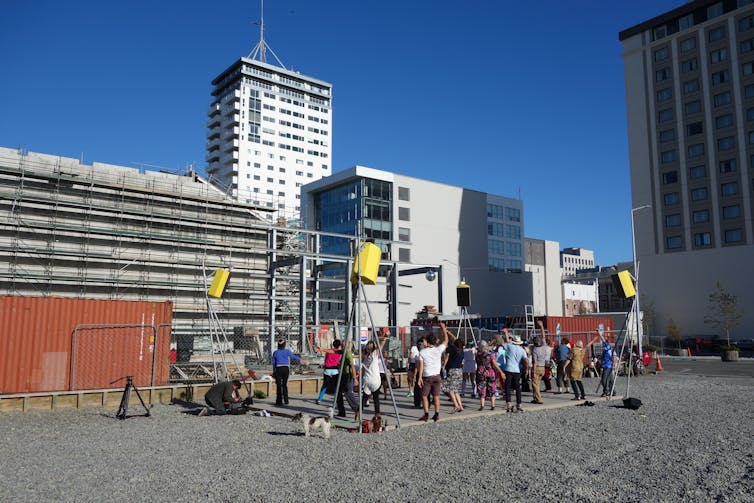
500,328,529,413
272,339,308,406
564,340,587,400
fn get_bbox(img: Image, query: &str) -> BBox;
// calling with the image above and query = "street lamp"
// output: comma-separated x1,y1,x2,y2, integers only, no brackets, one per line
631,205,651,356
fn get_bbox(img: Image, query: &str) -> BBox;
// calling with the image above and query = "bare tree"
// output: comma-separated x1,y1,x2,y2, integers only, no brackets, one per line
704,282,742,348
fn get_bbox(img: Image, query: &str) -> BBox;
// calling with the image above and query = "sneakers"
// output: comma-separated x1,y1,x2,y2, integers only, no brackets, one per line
406,391,414,397
315,399,321,405
432,413,439,422
197,407,209,417
419,413,429,422
516,406,524,413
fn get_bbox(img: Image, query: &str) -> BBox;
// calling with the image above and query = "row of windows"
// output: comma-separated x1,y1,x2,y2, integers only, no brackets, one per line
665,204,743,225
486,204,521,222
666,228,743,249
488,223,521,240
651,2,754,42
663,181,741,199
488,239,523,257
488,258,523,273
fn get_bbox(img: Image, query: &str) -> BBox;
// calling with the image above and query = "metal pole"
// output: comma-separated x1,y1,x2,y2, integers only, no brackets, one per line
631,205,650,357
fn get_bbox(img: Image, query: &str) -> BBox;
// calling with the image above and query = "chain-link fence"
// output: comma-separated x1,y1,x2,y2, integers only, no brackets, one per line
70,324,171,390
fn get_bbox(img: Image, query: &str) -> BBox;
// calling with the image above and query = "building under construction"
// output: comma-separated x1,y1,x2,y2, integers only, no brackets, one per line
0,147,316,359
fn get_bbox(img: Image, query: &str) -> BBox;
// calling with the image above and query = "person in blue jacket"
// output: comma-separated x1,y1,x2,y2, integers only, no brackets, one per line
272,339,308,406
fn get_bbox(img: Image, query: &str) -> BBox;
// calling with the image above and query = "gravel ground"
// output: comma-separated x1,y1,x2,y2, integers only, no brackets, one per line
1,373,753,502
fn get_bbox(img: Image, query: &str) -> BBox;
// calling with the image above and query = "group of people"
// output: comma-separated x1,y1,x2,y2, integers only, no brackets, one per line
406,320,619,418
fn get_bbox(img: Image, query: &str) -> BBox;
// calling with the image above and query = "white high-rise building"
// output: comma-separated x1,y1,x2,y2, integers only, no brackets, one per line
206,57,332,221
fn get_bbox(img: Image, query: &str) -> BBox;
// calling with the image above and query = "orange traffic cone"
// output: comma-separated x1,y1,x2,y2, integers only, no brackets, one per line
655,354,664,372
687,347,692,357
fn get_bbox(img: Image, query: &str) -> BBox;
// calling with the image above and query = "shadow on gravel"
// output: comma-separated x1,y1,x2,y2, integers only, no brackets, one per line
267,431,304,437
171,399,202,410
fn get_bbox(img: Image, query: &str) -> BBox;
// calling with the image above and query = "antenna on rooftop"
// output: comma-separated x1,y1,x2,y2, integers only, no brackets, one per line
248,0,287,68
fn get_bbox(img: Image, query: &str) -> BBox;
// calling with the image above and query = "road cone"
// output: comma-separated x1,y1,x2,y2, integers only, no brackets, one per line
655,353,664,372
687,347,692,357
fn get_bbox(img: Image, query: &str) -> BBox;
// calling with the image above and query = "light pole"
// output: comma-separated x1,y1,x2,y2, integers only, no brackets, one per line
631,205,651,357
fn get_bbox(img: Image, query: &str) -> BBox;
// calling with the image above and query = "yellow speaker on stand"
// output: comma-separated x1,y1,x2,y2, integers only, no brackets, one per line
208,269,230,298
350,242,381,285
611,270,636,299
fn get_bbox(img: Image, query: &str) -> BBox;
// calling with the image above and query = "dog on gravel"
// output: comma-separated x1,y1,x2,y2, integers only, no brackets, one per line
291,407,333,439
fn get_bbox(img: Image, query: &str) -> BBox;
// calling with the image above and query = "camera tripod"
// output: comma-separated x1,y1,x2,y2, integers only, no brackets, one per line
112,375,151,420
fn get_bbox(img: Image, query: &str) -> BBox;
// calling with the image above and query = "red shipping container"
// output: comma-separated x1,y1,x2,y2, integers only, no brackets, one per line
541,316,615,344
0,296,172,394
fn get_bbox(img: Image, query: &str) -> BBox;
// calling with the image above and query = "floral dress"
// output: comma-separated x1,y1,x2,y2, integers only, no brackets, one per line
475,349,497,398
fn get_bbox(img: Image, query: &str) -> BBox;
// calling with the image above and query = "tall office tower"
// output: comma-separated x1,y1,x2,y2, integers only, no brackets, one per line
206,57,332,221
620,0,754,337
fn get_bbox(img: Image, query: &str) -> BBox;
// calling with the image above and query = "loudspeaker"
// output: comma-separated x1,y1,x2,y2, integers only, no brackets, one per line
350,242,381,285
456,281,471,307
208,269,230,298
611,270,636,299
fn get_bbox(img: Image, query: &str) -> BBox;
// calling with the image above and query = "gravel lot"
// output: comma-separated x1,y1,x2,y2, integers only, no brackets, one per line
1,372,752,502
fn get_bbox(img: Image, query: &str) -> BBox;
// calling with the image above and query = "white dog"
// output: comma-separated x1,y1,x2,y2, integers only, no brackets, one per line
291,407,333,439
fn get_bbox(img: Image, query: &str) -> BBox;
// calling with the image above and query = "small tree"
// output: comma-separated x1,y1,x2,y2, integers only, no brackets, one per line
704,282,742,348
667,318,682,349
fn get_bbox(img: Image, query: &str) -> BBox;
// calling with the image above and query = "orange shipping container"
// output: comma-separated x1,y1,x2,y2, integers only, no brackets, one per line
0,296,172,394
541,316,615,342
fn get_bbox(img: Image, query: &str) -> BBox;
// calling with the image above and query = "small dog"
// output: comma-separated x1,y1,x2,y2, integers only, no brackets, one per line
292,407,333,439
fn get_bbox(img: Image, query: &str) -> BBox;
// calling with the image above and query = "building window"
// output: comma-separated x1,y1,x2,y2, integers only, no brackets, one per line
687,122,703,136
712,70,730,86
679,14,694,31
653,25,667,41
691,187,708,201
398,248,411,262
506,207,521,222
654,47,669,61
750,131,754,144
723,205,741,219
660,129,675,142
746,84,754,97
744,62,754,76
681,58,698,73
708,2,723,18
718,136,735,151
680,37,697,53
658,108,674,122
694,232,712,247
720,159,737,173
710,48,728,63
708,26,726,42
664,192,680,206
398,227,410,242
656,68,671,82
505,224,521,240
683,79,700,94
714,92,731,107
690,165,706,179
398,186,410,201
693,210,710,223
724,229,743,243
662,171,678,184
740,14,754,32
742,38,754,54
665,214,681,227
685,100,702,115
666,236,683,249
687,143,705,158
716,114,733,129
748,107,754,121
721,181,739,196
661,150,677,164
657,88,673,102
398,207,410,221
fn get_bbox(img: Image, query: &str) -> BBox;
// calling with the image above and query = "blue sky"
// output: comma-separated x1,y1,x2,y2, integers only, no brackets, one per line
0,0,683,265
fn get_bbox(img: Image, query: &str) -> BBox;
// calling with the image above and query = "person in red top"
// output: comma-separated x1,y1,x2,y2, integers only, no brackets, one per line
316,339,343,405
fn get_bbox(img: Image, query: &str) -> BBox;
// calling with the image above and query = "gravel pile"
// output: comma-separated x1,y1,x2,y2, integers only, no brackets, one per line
1,373,752,502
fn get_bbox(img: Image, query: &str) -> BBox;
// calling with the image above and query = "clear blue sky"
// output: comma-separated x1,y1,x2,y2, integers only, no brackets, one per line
0,0,682,265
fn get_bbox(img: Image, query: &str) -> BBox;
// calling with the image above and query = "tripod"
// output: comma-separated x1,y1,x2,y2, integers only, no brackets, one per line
112,375,150,420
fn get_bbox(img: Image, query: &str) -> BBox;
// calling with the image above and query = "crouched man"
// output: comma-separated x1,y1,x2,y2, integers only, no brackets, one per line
199,379,245,416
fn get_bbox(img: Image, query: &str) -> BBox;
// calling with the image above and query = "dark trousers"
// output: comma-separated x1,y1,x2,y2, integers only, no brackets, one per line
336,374,358,416
520,370,530,392
204,396,227,415
600,368,615,396
363,386,382,414
275,366,290,405
504,371,522,405
571,379,585,399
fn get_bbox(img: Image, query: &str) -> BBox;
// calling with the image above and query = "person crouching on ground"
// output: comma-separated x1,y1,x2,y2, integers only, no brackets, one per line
416,322,449,422
272,339,308,406
198,379,242,416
